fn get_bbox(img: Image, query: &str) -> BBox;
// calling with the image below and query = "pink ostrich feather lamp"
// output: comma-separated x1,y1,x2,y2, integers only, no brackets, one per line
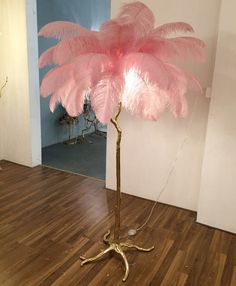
38,1,204,282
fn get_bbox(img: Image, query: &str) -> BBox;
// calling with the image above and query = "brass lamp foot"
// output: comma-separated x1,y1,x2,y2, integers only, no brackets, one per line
80,230,154,282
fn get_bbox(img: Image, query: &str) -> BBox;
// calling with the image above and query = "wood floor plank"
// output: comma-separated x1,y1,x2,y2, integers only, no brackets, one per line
0,160,236,285
230,266,236,286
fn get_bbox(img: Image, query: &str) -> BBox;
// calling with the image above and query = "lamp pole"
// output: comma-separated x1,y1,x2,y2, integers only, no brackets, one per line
80,102,154,282
111,102,122,243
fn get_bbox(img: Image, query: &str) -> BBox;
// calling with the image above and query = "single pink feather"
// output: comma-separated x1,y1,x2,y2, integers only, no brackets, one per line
169,36,205,61
164,63,189,117
38,46,56,68
38,21,95,40
137,36,205,62
185,71,203,93
49,79,75,112
40,63,74,97
61,84,87,117
49,79,87,116
91,76,123,124
152,22,194,37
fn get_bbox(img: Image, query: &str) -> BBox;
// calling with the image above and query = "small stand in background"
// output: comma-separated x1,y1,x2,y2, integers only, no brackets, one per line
58,102,107,145
59,114,79,145
77,102,106,144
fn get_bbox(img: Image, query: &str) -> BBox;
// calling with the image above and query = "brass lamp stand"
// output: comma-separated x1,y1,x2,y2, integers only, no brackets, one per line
80,102,154,282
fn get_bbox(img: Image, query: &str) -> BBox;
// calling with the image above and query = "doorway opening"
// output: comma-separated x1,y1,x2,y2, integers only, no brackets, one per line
37,0,111,180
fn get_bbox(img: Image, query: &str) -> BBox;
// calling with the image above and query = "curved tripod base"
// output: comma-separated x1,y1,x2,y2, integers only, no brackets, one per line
80,230,154,282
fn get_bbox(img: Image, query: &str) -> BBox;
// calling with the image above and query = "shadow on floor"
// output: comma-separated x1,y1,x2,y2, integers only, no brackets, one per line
42,133,106,180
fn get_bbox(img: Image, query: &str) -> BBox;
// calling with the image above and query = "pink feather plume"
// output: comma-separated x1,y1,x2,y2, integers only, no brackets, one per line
39,1,205,123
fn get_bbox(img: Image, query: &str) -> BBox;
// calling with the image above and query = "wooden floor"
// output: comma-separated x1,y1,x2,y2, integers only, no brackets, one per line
0,161,235,286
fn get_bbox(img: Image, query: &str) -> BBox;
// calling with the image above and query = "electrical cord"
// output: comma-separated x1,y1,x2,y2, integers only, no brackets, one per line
127,94,199,237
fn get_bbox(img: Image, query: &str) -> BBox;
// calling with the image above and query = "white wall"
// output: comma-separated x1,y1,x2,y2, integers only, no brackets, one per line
197,0,236,233
106,0,221,211
0,0,41,167
106,94,209,211
0,0,8,161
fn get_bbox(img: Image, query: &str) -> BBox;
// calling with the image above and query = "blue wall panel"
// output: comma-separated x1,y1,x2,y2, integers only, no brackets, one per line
37,0,111,147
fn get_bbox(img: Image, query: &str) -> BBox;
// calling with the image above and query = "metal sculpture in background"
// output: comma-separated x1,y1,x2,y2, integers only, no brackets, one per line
59,100,106,145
